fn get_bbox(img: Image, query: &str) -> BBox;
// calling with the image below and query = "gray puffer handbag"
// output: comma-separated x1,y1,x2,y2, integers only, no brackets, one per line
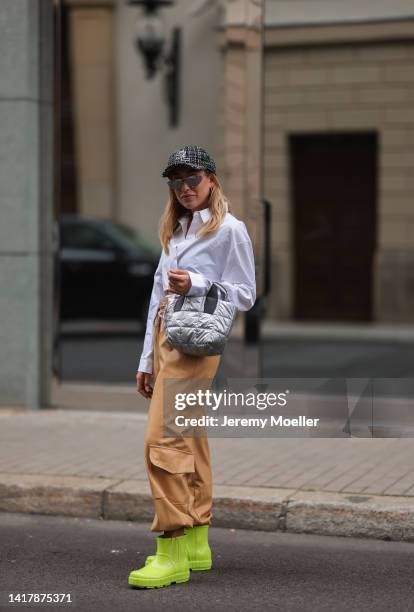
162,282,237,356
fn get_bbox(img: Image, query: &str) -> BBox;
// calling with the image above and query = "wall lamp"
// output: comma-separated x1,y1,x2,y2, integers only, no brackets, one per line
127,0,181,127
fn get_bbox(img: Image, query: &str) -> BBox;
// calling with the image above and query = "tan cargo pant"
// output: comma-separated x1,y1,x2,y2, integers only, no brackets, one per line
144,296,221,532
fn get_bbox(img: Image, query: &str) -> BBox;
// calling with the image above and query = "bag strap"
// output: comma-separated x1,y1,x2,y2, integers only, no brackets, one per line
206,282,227,300
173,281,227,314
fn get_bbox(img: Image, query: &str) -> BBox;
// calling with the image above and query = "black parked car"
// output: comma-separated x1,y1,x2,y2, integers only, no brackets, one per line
59,216,160,323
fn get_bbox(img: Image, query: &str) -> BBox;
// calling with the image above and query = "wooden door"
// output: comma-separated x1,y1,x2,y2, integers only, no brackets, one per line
290,132,377,321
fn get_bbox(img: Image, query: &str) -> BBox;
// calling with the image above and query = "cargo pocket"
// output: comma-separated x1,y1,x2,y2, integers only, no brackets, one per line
148,444,195,503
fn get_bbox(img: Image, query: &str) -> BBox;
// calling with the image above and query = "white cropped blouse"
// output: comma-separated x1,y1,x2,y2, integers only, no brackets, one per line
137,207,256,374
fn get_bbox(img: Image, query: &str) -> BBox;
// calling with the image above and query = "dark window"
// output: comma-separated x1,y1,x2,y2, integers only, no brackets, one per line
103,222,157,256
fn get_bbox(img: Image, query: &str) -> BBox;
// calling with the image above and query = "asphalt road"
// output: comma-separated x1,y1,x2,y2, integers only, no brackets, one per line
1,512,414,612
58,333,414,385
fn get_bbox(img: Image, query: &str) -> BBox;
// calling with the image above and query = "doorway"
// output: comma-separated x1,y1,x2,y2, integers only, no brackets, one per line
290,132,377,322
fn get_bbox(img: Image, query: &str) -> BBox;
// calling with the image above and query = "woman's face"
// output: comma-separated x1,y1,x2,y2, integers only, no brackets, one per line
168,166,214,212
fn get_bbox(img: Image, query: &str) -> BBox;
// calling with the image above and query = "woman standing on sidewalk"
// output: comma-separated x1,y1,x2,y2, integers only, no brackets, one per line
128,145,256,589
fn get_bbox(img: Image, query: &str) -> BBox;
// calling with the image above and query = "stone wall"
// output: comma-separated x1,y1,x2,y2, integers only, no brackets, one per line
69,3,115,219
264,38,414,321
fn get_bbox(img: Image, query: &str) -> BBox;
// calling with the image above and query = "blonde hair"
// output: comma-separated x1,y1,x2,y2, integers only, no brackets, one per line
159,172,232,254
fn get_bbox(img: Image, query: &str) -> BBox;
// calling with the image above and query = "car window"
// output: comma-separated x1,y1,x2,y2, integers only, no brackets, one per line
60,223,113,250
103,222,158,256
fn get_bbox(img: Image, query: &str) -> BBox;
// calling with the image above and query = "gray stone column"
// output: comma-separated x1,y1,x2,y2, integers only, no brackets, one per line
0,0,54,409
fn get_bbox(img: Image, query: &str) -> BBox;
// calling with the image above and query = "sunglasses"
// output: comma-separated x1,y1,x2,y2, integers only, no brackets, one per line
167,174,204,191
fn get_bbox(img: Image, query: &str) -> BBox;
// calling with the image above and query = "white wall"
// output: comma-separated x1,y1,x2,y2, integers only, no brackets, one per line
115,0,223,245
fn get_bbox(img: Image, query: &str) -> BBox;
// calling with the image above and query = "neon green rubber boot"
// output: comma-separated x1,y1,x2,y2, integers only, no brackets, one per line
145,525,212,571
128,534,190,589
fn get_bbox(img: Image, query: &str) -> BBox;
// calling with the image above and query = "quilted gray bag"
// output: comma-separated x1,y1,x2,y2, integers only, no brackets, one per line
162,282,237,356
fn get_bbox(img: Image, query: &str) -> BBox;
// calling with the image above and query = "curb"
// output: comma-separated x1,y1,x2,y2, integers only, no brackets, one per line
1,473,414,542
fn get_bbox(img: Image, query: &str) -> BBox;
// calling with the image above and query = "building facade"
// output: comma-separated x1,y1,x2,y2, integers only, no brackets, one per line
262,1,414,323
62,0,414,324
3,0,414,408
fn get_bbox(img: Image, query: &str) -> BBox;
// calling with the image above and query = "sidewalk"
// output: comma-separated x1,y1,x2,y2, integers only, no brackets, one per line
61,315,414,342
1,406,414,542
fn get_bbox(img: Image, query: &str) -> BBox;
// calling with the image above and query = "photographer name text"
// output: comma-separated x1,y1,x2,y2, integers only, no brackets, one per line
175,415,320,429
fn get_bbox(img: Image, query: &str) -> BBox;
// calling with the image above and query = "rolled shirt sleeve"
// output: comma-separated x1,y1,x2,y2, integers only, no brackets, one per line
219,237,256,311
186,271,212,297
185,221,256,311
137,252,165,374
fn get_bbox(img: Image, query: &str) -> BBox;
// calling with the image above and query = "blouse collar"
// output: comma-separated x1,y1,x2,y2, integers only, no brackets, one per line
177,206,211,231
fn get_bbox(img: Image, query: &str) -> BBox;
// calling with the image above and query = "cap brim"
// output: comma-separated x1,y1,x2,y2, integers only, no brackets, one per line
162,163,204,178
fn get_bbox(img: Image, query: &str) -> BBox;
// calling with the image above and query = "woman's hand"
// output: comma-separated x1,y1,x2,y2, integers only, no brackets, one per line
167,269,192,295
136,371,153,399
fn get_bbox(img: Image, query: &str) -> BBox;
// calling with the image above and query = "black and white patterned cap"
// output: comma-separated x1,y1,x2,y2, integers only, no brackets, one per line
162,145,216,177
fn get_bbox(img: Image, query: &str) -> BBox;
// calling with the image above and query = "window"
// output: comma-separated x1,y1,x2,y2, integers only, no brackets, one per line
60,223,113,250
